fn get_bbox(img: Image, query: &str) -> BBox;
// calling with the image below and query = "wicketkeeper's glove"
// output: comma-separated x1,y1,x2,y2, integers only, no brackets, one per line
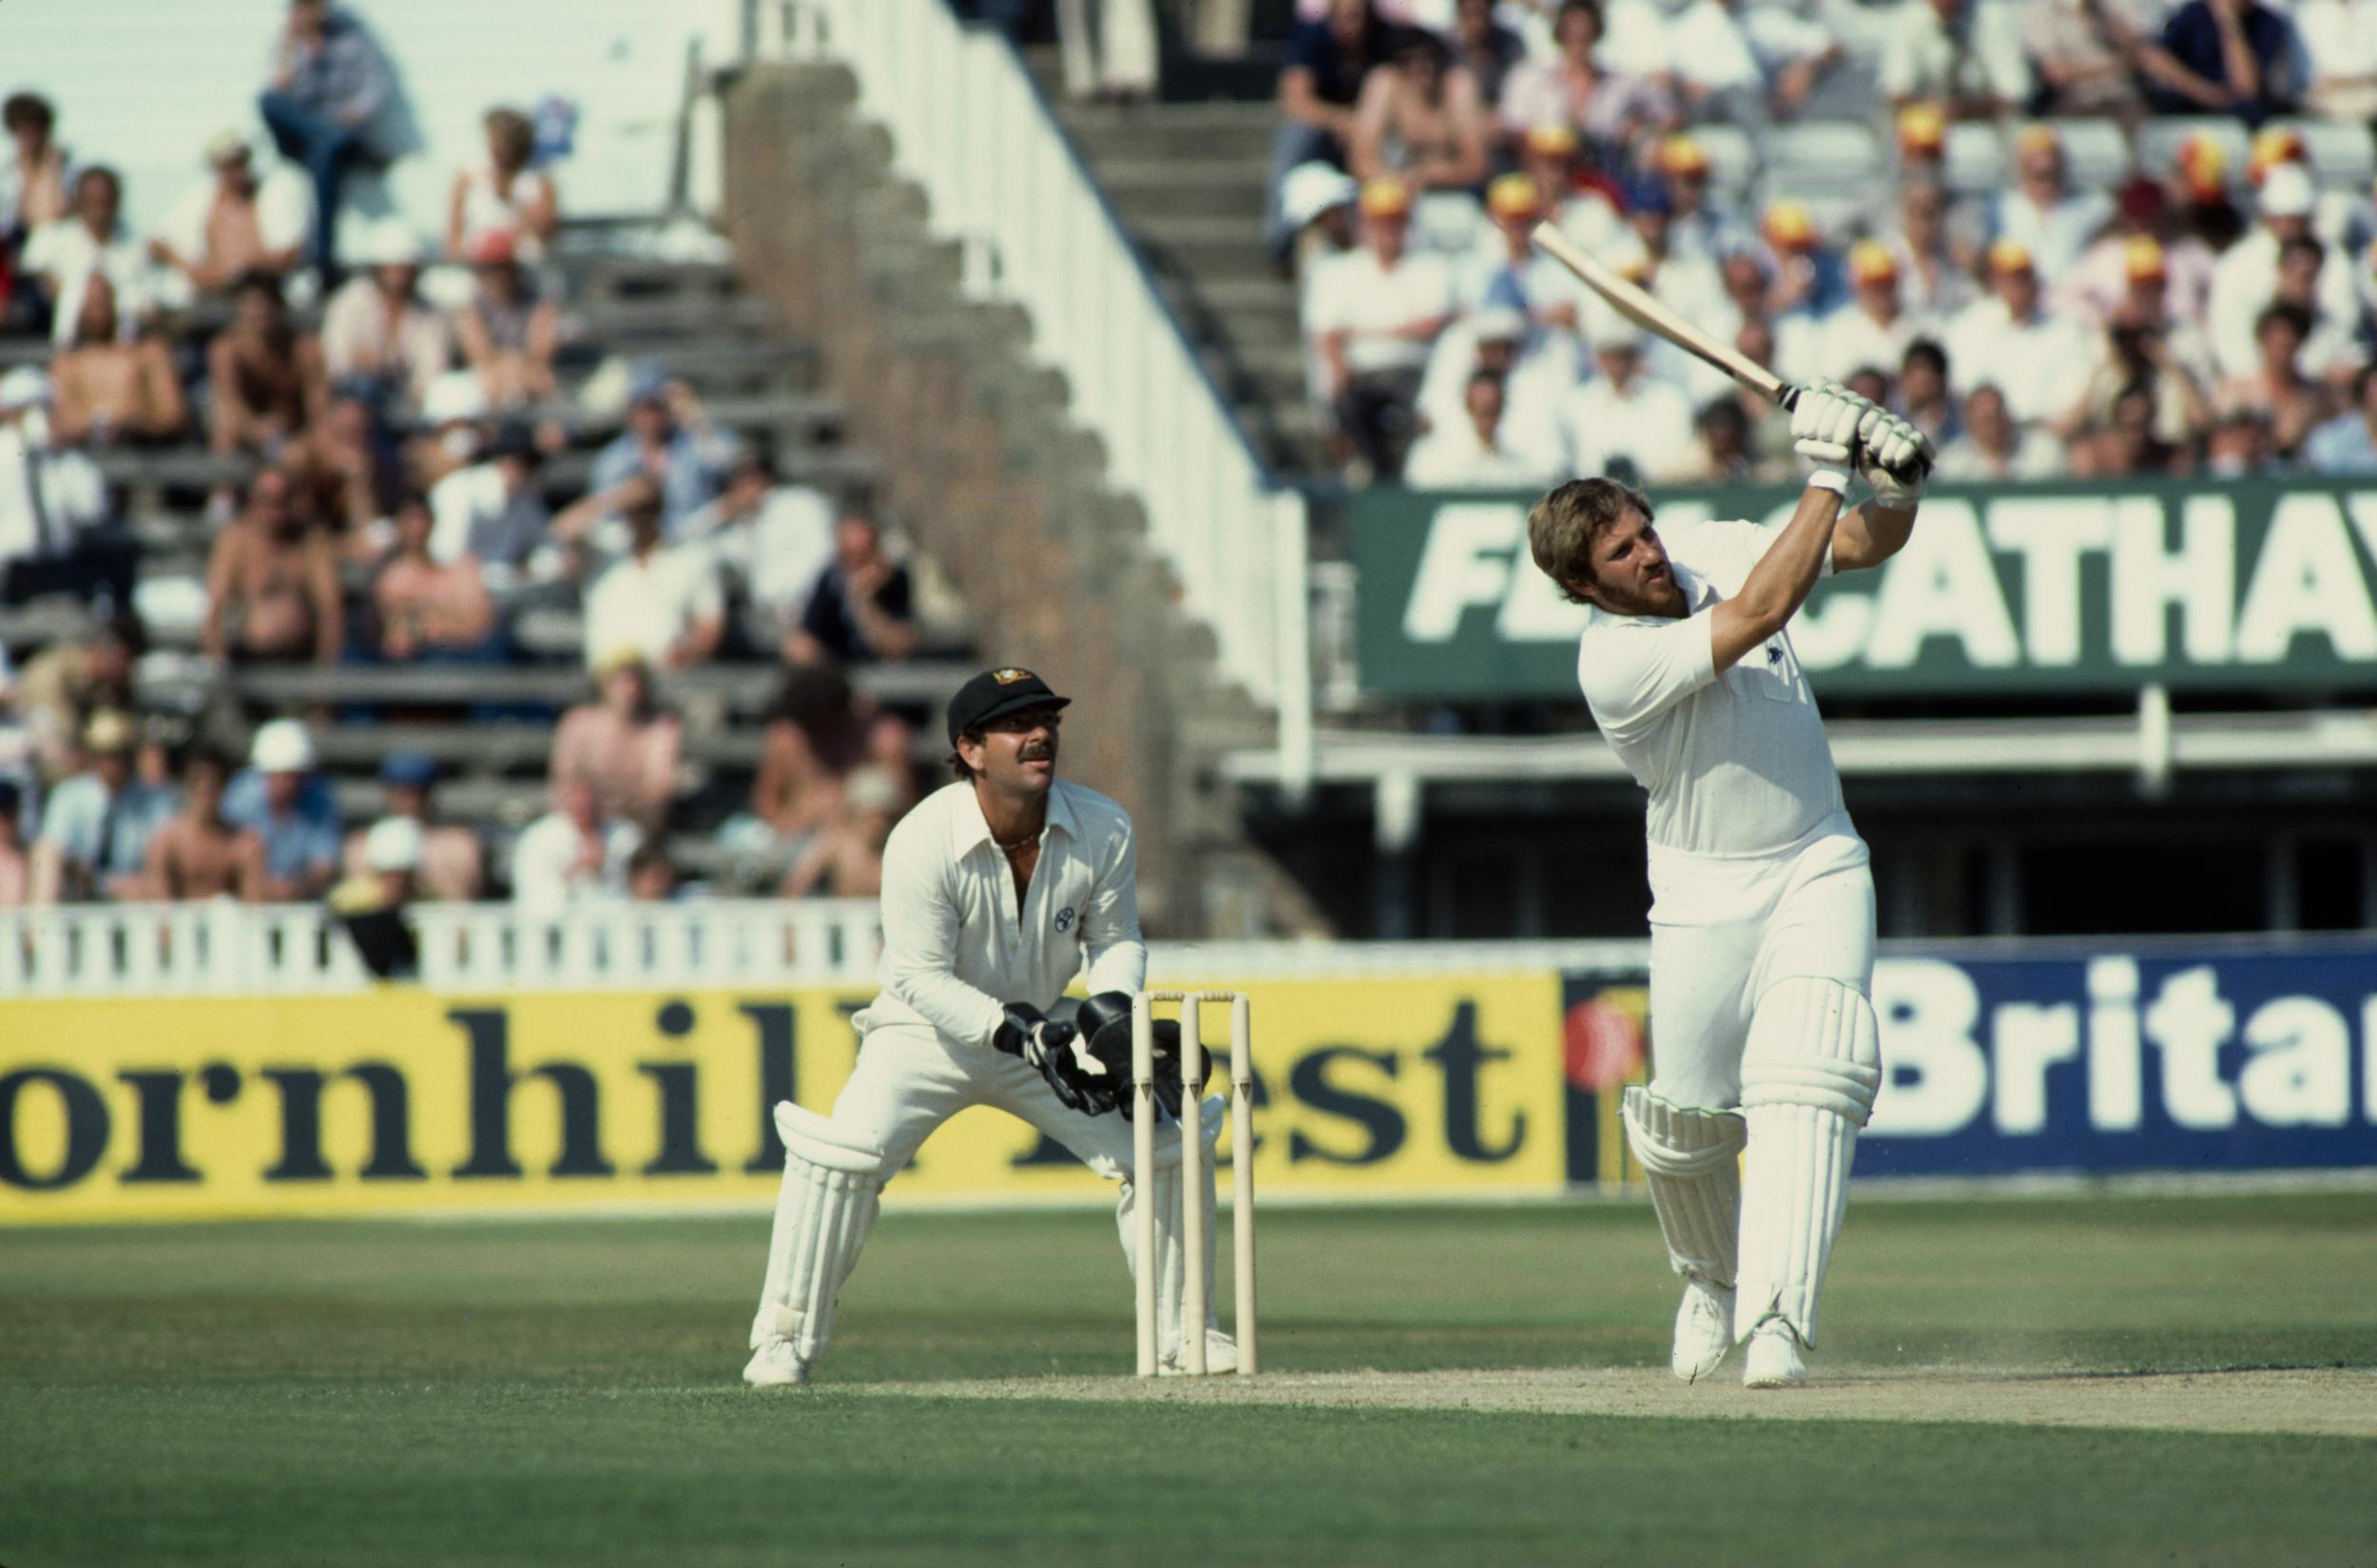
1077,991,1216,1123
995,1003,1120,1116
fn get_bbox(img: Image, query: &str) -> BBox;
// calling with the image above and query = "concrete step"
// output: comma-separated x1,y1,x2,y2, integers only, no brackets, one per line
1160,274,1301,350
1092,157,1268,222
575,294,779,339
1055,103,1277,164
1130,212,1272,281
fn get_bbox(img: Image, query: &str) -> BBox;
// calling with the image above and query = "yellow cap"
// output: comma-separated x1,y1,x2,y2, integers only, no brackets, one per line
1523,123,1579,159
1847,240,1899,283
2177,134,2229,199
2249,126,2306,184
1762,200,1818,249
1658,134,1710,176
1485,172,1543,218
2015,123,2061,160
2122,235,2167,281
1987,238,2036,275
1896,104,1946,154
1358,177,1413,218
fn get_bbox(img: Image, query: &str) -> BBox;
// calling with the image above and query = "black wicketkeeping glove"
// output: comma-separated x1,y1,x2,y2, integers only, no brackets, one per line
994,1003,1119,1116
1077,992,1215,1122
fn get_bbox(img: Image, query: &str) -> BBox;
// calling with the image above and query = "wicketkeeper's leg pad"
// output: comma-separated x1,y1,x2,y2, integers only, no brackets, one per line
751,1102,888,1360
1733,976,1881,1346
1620,1085,1745,1288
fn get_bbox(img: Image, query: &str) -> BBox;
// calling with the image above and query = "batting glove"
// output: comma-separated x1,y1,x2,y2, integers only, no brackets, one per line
1856,409,1935,510
1789,379,1865,467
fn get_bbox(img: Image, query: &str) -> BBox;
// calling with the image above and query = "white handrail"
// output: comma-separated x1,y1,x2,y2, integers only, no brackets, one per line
769,0,1312,765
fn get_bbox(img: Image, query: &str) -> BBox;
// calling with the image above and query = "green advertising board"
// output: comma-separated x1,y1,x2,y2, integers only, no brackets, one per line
1351,480,2377,699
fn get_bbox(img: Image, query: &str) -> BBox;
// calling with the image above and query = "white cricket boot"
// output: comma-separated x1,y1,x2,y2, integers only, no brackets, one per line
1742,1316,1808,1389
1160,1327,1238,1377
743,1337,812,1388
1671,1276,1735,1383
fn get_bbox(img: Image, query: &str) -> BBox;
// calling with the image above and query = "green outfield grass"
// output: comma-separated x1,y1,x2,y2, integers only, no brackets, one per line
3,1191,2374,1567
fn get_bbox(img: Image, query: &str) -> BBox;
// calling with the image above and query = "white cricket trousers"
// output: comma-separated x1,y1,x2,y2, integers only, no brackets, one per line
1645,812,1877,1112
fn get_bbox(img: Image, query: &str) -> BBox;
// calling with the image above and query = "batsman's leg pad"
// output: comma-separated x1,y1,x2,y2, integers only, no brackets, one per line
1621,1086,1745,1287
1734,977,1881,1346
1116,1094,1223,1359
751,1102,888,1361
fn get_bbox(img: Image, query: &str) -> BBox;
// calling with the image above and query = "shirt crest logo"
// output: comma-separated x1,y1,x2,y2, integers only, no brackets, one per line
993,668,1034,685
1053,906,1076,932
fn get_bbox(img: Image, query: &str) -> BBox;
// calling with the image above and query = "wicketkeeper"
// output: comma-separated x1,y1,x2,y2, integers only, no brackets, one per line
1527,381,1933,1386
744,667,1228,1386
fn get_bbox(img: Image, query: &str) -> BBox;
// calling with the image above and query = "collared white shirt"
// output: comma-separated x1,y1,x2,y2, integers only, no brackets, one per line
510,809,638,914
1403,418,1565,489
1305,248,1456,376
0,423,109,568
580,544,724,668
1562,372,1699,484
863,778,1147,1048
2206,226,2367,380
1943,298,2093,425
1576,517,1845,858
1778,301,1937,386
1990,187,2113,285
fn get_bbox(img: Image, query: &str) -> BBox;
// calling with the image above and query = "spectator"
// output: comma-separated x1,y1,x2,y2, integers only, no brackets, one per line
1740,0,1846,121
2216,303,2336,459
1756,200,1844,321
1884,177,1982,319
511,776,635,913
626,838,679,901
0,780,28,907
320,231,452,413
2059,176,2218,332
1309,177,1456,479
1612,179,1730,398
48,276,188,447
206,271,326,460
783,765,902,900
575,474,725,672
446,106,559,263
2269,237,2363,386
429,422,550,584
14,612,140,785
588,367,740,536
1445,0,1528,109
224,718,342,902
1561,319,1697,484
372,494,499,662
2294,0,2377,122
1459,175,1583,331
1266,0,1391,259
329,815,421,978
1895,338,1961,448
1779,241,1932,386
1879,0,2031,119
1657,136,1749,265
2,93,70,254
1405,370,1565,488
1684,396,1789,483
1944,241,2093,427
342,751,482,902
2207,166,2362,382
551,651,682,831
1055,0,1159,103
149,132,313,303
454,234,558,410
789,506,920,668
29,708,175,904
407,370,491,492
1523,123,1630,259
1646,0,1768,128
2203,406,2275,475
2138,0,2302,126
679,453,837,653
202,466,343,665
2304,366,2377,475
22,166,154,347
2056,272,2215,453
1934,382,2063,478
1283,163,1362,408
1498,1,1673,165
2172,132,2248,253
745,662,915,856
1844,363,1896,411
1417,306,1576,459
260,0,397,271
1991,126,2113,287
143,747,265,902
1348,27,1490,213
0,368,113,605
290,388,398,549
2022,0,2155,118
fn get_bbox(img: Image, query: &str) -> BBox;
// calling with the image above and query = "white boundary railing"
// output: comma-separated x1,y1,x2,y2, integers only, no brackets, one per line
763,0,1312,797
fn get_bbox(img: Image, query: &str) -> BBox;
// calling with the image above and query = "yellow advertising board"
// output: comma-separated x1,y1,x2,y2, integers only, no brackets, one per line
0,973,1566,1224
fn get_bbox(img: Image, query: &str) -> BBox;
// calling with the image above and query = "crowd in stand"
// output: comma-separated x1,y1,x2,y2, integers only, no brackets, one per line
0,2,927,914
1279,0,2377,487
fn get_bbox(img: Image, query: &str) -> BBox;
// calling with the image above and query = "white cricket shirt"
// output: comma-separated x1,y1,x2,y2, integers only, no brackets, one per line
861,778,1147,1047
1576,517,1846,860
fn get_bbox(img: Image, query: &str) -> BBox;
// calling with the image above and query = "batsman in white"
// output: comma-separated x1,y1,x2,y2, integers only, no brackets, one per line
744,666,1230,1386
1526,381,1933,1387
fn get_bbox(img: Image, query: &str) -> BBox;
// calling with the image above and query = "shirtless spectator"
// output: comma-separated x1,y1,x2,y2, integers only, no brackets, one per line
48,277,186,448
454,235,558,410
342,751,482,901
203,466,343,665
149,133,313,303
1347,29,1488,200
21,166,153,346
788,507,919,668
551,652,682,831
1266,0,1391,259
446,107,560,263
143,748,266,901
223,717,342,902
290,389,398,550
207,272,326,459
372,494,497,661
746,663,914,855
782,765,901,900
320,232,452,413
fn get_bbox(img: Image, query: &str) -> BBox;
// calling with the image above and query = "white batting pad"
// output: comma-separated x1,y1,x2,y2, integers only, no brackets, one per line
1734,978,1881,1346
1620,1086,1745,1287
751,1102,888,1359
1117,1095,1223,1361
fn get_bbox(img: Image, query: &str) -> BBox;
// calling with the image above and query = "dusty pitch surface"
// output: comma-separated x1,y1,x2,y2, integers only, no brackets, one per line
855,1365,2377,1439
